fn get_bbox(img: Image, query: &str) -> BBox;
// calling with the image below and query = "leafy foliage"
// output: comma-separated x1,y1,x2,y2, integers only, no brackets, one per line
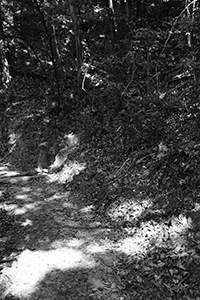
1,0,200,298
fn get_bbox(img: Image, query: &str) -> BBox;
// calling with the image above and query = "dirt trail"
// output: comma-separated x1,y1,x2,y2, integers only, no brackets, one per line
0,165,129,300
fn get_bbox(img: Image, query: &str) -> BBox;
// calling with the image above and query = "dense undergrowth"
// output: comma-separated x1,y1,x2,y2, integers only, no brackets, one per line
1,75,200,300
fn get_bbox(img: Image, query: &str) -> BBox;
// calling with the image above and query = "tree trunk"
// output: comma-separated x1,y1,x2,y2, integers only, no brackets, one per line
107,0,117,49
68,0,82,98
0,6,11,90
117,0,128,41
34,0,62,108
0,3,11,154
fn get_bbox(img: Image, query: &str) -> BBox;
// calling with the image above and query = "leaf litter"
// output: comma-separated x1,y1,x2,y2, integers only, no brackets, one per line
0,161,200,300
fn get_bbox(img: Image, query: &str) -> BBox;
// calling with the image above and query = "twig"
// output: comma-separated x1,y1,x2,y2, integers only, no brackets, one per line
115,158,130,175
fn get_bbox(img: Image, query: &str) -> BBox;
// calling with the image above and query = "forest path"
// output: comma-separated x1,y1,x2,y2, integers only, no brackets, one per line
0,164,129,300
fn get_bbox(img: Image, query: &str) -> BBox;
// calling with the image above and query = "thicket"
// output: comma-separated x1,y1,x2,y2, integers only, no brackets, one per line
0,0,200,212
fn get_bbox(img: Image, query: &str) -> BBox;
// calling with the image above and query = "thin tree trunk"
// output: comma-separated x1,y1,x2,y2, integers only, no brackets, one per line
51,21,64,92
107,0,117,49
0,7,11,90
0,3,11,152
68,0,82,97
34,0,61,107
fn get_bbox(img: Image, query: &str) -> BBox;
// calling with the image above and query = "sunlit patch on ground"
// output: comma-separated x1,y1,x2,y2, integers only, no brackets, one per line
0,163,196,300
48,162,86,183
45,193,69,202
86,241,114,253
0,211,192,299
0,248,96,299
116,215,190,256
0,201,42,215
21,218,33,226
106,197,191,256
0,168,19,177
107,196,153,222
16,193,31,200
0,164,10,175
80,205,94,213
21,187,32,193
51,238,86,249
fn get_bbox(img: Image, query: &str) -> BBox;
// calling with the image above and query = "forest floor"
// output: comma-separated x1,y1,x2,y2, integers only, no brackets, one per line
0,162,200,300
0,163,131,300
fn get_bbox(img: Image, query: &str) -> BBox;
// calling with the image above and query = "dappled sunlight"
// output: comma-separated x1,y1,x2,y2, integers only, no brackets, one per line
169,215,190,253
34,187,47,194
45,193,67,202
107,197,153,222
0,169,19,177
80,205,94,213
16,193,31,200
82,216,190,257
0,166,195,299
9,206,33,216
47,161,86,183
0,164,10,175
0,211,192,299
1,1,199,297
0,201,40,215
21,218,33,226
0,174,34,183
0,185,73,219
21,187,32,193
86,240,114,254
52,214,191,259
62,201,77,209
52,238,86,249
1,247,96,299
0,203,18,211
14,190,34,203
116,215,190,256
105,196,191,256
